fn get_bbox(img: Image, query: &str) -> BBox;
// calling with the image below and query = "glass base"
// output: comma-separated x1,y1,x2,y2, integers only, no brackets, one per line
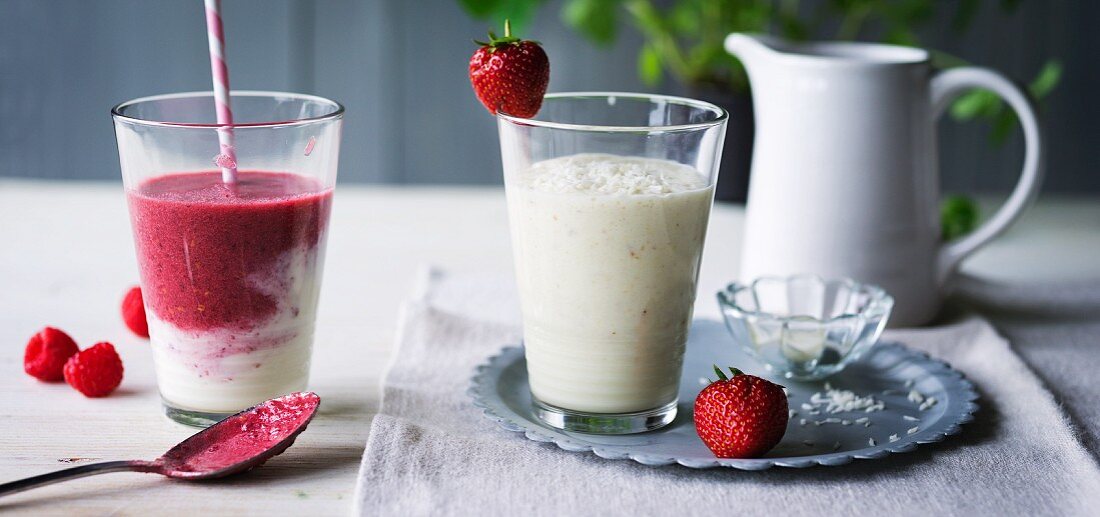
163,403,234,428
533,398,677,435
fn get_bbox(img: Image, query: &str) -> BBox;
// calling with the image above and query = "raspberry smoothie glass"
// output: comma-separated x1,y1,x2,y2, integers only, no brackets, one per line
113,92,342,426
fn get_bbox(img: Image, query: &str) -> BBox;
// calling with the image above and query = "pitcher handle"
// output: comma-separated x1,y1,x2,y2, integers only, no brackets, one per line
930,67,1044,287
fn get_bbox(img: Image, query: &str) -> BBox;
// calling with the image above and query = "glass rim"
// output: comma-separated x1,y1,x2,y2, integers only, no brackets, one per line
497,91,728,133
111,90,345,129
717,274,894,325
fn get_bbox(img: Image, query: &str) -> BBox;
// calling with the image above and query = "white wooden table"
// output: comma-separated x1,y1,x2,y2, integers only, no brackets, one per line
2,180,1098,515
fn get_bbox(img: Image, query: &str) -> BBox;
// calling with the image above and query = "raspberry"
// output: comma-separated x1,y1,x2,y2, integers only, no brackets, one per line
63,342,124,398
121,286,150,338
24,327,80,382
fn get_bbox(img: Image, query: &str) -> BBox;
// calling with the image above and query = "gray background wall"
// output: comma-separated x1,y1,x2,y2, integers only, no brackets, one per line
0,0,1094,193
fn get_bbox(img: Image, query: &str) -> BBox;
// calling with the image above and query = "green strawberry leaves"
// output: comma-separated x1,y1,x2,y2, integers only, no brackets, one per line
474,19,539,51
712,365,745,382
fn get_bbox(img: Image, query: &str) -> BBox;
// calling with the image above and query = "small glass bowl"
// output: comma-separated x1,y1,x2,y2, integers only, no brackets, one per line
717,275,894,380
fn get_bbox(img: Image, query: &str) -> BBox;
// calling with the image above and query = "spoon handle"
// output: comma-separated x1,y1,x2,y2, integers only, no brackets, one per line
0,460,156,498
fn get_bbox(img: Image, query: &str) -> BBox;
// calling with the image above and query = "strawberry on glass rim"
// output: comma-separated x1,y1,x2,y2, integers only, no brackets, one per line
694,366,789,459
468,19,550,118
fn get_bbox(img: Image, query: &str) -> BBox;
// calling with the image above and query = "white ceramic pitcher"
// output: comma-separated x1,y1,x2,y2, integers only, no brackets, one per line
726,33,1043,327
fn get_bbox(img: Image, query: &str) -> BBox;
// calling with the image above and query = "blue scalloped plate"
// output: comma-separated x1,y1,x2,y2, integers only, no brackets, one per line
468,320,978,470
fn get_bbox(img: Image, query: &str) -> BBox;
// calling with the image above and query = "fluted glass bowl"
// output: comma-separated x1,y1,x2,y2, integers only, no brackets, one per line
717,275,894,380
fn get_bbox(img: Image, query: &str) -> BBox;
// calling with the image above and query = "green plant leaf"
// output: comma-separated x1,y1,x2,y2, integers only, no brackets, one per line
941,195,979,241
458,0,546,36
949,91,985,120
562,0,618,45
730,1,772,32
778,13,810,41
625,0,666,36
928,50,969,69
947,59,1062,145
883,27,918,46
1029,60,1063,98
458,0,503,18
504,0,546,35
990,110,1017,144
638,43,662,86
669,0,700,35
950,89,1002,121
686,42,722,73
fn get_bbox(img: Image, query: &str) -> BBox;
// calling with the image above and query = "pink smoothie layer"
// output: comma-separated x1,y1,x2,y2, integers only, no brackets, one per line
127,171,333,333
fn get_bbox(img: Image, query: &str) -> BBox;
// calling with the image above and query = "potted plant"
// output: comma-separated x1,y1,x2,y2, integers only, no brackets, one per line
458,0,1059,234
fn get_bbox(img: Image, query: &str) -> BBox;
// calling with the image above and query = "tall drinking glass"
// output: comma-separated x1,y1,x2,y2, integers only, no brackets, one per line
498,92,727,434
112,91,343,426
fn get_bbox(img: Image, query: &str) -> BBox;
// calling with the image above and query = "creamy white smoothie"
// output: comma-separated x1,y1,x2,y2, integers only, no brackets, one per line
506,153,714,414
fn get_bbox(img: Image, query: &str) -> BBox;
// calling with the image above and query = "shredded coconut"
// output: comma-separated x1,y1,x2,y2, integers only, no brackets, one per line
907,390,925,404
521,153,707,195
806,387,886,414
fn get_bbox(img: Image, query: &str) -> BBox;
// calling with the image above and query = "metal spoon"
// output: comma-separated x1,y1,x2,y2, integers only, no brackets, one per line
0,392,320,498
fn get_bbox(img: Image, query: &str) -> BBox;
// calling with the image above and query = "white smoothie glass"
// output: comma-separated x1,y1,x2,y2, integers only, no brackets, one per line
498,92,727,434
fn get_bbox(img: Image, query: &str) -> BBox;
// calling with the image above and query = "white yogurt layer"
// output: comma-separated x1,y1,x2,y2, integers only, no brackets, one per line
148,314,314,413
507,153,713,414
147,244,324,414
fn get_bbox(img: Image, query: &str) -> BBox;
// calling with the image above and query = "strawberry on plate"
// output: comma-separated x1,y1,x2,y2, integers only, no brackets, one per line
694,366,789,459
468,19,550,118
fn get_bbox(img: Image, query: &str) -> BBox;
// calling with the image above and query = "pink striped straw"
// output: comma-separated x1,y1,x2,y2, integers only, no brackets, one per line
204,0,237,184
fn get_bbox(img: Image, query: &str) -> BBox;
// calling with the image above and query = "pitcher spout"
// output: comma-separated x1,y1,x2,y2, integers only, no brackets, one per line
724,33,781,72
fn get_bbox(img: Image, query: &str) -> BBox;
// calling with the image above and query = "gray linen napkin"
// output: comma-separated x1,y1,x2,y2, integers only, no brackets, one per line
355,270,1100,516
953,274,1100,459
